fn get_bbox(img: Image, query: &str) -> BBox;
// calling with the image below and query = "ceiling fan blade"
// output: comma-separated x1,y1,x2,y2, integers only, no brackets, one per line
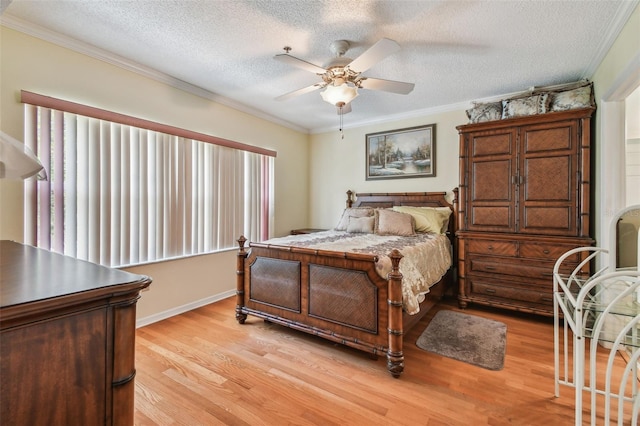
358,77,415,95
337,103,352,115
274,54,327,74
345,38,401,73
275,83,326,101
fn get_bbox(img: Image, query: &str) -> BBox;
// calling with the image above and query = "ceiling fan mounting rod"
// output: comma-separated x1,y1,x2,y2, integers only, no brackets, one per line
329,40,350,57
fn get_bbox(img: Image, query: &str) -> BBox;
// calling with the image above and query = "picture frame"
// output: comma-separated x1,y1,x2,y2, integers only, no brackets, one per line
366,124,436,180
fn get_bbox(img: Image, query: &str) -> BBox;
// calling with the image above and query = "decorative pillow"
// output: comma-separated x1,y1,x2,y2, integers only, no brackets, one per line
335,207,374,231
549,84,594,112
346,216,375,233
391,206,452,234
502,94,549,119
466,101,502,123
374,209,416,236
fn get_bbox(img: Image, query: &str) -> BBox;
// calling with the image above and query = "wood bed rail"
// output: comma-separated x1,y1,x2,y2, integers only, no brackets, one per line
235,235,407,377
248,241,380,263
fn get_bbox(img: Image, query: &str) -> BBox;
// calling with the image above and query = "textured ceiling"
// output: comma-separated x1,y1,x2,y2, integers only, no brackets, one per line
1,0,638,133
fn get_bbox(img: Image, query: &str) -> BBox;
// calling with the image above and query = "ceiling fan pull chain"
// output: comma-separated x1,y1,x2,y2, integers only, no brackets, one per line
339,104,344,139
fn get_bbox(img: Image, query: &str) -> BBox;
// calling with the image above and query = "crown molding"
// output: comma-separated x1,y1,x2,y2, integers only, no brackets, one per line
582,0,640,80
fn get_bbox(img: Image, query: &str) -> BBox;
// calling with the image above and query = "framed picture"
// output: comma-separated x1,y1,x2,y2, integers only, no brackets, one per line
366,124,436,180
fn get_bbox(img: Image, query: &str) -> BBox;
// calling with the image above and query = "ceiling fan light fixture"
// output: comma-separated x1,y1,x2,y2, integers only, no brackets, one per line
320,83,358,107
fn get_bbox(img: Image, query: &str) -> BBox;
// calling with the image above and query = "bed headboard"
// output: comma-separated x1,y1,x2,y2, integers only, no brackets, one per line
346,189,459,242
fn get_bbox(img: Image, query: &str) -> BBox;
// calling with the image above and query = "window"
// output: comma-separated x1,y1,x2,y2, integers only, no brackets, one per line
22,92,275,267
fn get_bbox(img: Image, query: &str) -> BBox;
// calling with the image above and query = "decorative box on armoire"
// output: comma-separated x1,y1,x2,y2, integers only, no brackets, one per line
456,107,595,316
0,241,152,425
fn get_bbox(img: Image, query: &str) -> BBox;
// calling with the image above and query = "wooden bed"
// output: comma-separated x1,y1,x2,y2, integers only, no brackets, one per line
235,190,458,377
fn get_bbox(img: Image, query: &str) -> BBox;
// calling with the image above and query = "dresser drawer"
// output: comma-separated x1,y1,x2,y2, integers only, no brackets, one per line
467,239,517,256
468,278,553,305
519,242,583,262
468,256,555,281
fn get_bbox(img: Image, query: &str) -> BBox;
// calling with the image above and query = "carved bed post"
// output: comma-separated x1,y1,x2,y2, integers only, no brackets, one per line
236,236,248,324
346,190,354,208
386,249,404,378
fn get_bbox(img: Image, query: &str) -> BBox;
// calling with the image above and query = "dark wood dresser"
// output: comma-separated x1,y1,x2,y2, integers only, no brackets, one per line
0,240,151,425
456,108,594,316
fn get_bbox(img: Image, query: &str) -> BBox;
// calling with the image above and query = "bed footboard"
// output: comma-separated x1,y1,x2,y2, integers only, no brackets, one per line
235,236,405,377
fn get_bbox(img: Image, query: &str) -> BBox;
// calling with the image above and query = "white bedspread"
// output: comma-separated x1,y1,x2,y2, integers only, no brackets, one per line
258,231,452,315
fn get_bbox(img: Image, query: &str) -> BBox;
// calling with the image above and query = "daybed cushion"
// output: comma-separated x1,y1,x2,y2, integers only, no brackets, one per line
335,207,374,231
392,206,452,234
502,93,549,119
374,209,416,236
549,84,594,111
465,101,502,123
346,215,375,233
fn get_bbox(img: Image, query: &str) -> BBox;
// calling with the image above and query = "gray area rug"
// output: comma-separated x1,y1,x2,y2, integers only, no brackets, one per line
416,310,507,371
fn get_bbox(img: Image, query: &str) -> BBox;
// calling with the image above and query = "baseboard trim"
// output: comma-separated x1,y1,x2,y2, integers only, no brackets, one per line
136,290,235,328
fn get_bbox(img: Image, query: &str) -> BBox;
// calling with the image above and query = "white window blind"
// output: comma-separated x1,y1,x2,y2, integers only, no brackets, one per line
23,97,274,267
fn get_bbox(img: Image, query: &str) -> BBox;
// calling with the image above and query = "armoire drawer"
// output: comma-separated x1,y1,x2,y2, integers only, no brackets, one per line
467,239,517,256
468,278,553,305
468,256,556,281
519,242,584,262
468,252,583,277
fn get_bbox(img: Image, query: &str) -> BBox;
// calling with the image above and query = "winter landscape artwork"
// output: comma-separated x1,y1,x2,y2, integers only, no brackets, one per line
365,124,436,180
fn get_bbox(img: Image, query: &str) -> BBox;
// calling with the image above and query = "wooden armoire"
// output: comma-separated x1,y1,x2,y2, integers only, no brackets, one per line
456,107,595,316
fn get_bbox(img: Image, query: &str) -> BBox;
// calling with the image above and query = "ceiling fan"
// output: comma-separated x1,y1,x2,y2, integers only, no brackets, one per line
274,38,415,115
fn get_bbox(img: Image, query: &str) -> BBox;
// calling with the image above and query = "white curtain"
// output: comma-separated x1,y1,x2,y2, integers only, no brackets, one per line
24,104,273,267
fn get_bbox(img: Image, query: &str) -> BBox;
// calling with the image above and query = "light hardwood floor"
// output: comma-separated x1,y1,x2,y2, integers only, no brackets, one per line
134,296,637,425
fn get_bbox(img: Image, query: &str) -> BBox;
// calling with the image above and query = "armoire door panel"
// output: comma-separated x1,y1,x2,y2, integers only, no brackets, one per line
471,159,512,201
523,124,574,152
470,206,512,228
524,156,571,201
522,206,572,233
471,131,514,157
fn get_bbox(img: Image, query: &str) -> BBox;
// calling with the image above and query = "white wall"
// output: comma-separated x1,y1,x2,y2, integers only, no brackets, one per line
625,86,640,205
0,26,310,323
591,2,640,252
308,108,466,229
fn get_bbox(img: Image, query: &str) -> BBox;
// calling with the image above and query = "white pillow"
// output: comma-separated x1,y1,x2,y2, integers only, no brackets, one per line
346,216,375,233
335,207,374,231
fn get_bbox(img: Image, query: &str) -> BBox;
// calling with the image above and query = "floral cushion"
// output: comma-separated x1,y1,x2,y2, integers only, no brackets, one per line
466,80,593,124
549,85,594,111
466,101,503,123
502,93,549,119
